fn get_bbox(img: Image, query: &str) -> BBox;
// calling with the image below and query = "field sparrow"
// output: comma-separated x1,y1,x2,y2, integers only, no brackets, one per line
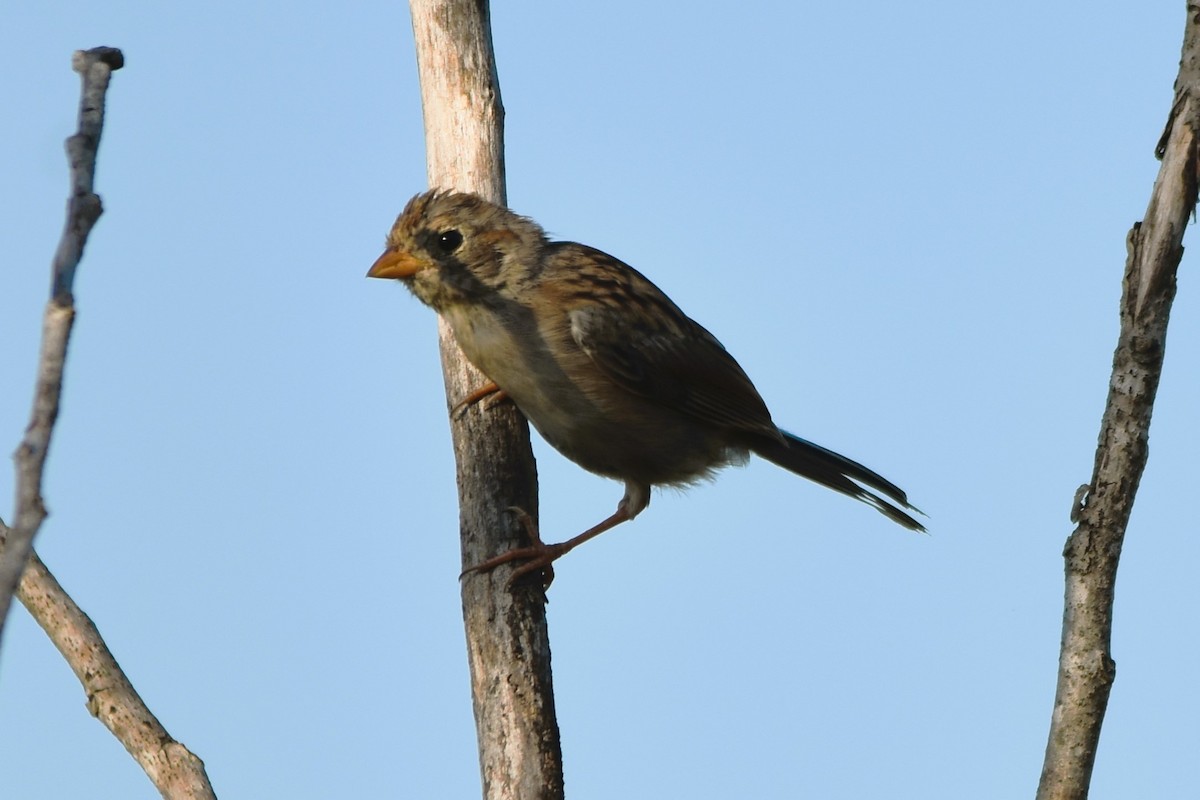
370,191,923,586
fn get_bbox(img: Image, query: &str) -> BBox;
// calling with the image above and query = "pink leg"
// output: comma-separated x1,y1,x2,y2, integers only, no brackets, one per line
463,482,651,589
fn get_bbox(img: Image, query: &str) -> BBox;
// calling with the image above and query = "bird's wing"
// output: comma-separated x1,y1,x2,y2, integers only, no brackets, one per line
550,244,780,438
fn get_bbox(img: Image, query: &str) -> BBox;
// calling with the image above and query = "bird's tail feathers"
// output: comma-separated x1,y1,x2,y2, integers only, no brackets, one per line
752,432,925,532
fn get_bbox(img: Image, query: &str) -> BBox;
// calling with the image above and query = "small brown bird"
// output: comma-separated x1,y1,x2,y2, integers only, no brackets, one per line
369,190,923,585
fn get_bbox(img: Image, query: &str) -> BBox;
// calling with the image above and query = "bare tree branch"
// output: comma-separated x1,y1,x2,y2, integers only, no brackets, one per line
0,520,217,799
0,46,216,799
406,2,564,798
1036,8,1200,799
0,46,124,646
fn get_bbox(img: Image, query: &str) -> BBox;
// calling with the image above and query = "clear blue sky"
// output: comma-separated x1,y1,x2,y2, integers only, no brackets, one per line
2,2,1197,798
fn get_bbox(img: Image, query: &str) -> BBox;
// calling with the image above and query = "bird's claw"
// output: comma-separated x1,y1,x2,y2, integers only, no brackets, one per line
450,381,509,419
461,506,563,589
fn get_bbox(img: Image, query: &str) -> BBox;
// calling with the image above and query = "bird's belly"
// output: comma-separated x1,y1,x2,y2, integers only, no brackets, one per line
512,380,745,489
442,304,744,486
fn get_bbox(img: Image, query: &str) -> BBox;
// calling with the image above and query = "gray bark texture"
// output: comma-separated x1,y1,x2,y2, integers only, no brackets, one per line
3,521,217,799
407,2,565,798
1036,7,1200,799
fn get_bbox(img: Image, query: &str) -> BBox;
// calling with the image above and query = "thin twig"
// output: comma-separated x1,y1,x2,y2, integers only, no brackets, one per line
0,520,217,799
1036,7,1200,798
0,46,124,646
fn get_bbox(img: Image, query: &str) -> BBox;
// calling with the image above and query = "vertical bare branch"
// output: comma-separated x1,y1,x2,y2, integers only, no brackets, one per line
406,2,564,798
0,521,217,799
1037,8,1200,799
0,46,124,646
1,47,215,799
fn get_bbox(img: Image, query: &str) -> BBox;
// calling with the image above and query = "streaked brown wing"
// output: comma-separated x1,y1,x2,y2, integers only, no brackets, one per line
554,244,780,438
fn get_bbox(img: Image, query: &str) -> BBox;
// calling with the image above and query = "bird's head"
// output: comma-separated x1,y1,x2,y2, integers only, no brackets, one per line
367,190,547,310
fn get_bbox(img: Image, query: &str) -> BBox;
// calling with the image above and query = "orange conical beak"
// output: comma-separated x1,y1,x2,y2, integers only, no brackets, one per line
367,248,426,279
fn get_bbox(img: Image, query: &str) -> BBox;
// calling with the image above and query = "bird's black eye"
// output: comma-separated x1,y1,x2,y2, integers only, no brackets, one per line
435,229,463,254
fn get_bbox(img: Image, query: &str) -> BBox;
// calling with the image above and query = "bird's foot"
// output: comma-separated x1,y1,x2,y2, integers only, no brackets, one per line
461,507,568,589
451,381,508,418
